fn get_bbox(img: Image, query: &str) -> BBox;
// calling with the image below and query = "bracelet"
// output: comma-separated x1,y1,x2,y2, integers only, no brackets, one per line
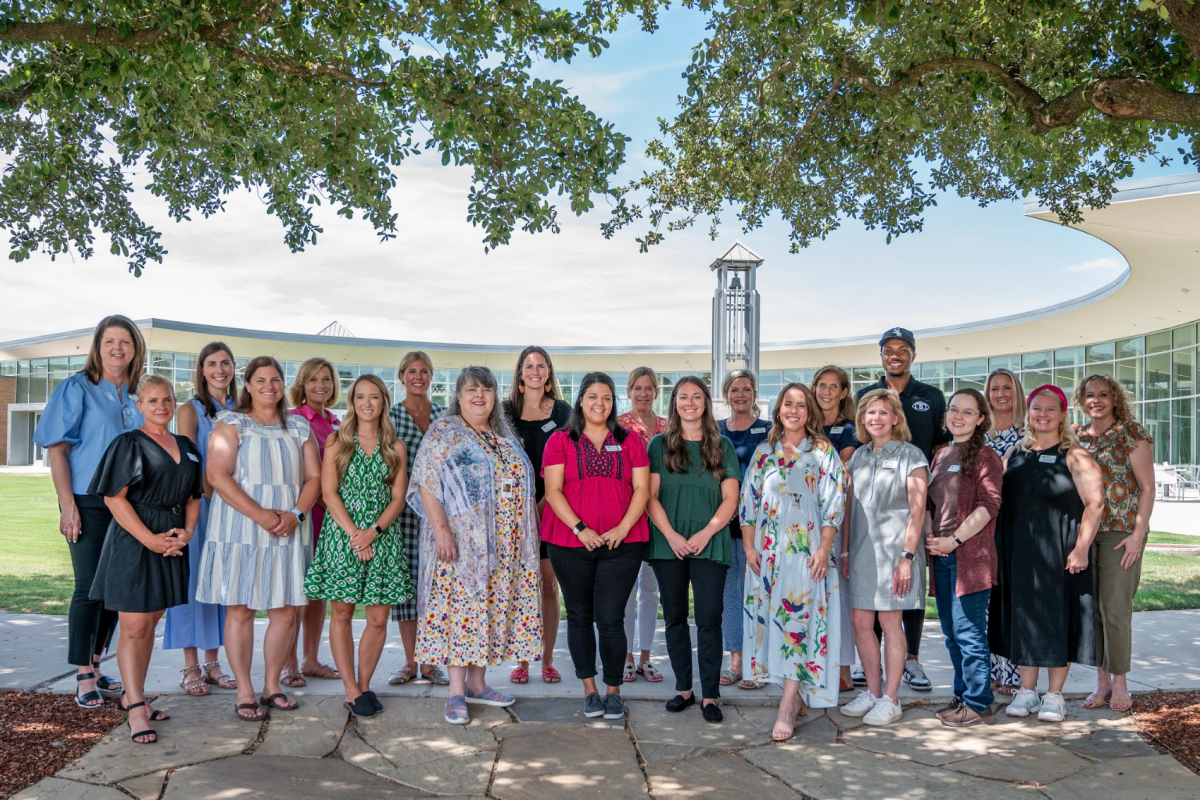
839,551,850,559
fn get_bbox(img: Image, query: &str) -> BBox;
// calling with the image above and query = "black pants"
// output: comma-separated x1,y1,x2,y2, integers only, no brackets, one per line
874,608,925,657
547,541,645,687
67,494,119,667
651,557,728,700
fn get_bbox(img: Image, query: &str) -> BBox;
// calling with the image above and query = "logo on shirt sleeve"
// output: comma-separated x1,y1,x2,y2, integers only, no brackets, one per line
912,401,931,412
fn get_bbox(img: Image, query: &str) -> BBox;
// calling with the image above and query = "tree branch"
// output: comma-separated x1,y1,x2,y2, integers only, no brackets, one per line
219,42,384,87
1164,0,1200,64
0,19,241,47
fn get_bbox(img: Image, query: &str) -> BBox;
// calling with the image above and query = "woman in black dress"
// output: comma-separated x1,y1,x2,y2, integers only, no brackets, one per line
992,384,1103,724
502,345,571,684
89,375,202,744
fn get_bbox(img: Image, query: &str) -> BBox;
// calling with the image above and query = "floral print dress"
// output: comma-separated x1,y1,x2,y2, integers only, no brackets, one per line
409,416,542,667
740,439,847,707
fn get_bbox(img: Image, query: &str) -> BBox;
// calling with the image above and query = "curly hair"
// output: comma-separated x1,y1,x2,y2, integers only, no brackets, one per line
1073,373,1135,425
663,376,727,481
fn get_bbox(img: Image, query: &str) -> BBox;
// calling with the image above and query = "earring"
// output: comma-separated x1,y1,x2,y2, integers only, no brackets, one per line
545,383,553,394
519,384,525,394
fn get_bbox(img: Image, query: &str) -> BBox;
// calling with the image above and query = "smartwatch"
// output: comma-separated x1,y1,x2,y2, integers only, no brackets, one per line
573,520,588,535
289,508,306,523
900,549,915,561
373,524,385,536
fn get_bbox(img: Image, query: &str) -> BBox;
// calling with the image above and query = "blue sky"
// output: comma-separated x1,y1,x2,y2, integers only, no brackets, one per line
2,6,1185,347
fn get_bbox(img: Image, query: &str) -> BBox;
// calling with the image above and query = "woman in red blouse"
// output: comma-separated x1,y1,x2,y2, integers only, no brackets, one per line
543,372,652,720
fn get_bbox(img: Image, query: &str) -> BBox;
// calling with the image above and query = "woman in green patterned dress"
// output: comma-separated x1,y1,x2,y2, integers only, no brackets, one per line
304,374,414,717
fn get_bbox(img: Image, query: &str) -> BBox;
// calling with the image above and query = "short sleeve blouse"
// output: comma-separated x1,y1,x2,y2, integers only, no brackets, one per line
1076,421,1153,532
539,430,650,547
645,435,741,565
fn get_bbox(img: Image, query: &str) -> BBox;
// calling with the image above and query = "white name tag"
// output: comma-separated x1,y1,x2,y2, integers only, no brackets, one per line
751,427,767,434
947,464,960,473
541,420,557,432
605,444,622,452
830,426,844,434
500,480,515,498
882,459,899,469
1039,454,1058,464
186,452,200,463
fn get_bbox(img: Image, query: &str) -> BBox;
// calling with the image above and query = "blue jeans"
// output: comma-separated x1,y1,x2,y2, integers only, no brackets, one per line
933,553,994,713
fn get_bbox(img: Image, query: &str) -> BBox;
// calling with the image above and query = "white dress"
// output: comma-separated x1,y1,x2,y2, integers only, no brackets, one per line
195,411,313,610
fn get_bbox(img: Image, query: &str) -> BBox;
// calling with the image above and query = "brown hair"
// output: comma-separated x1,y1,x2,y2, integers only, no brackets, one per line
662,376,727,481
193,341,237,419
854,389,913,444
767,383,831,453
1073,373,1135,426
237,356,289,427
811,365,856,426
83,314,146,388
626,366,660,395
333,374,403,484
288,357,339,409
947,388,990,478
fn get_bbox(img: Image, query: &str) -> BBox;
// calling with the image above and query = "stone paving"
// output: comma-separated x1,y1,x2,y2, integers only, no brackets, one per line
11,693,1200,800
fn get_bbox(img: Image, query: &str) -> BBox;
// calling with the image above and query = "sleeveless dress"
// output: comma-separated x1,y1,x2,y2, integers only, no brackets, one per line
388,401,447,622
87,431,203,612
990,446,1095,668
195,411,313,610
303,438,415,605
164,397,233,650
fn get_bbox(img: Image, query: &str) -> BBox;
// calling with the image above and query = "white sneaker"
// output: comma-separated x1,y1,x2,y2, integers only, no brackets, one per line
863,695,904,726
1038,692,1067,722
1005,688,1041,718
840,690,880,718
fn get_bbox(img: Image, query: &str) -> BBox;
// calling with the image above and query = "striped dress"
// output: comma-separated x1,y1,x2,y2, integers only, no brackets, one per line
195,411,313,610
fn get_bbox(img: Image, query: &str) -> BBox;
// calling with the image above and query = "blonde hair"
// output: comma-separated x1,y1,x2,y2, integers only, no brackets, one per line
854,389,913,444
1073,373,1135,425
985,368,1026,432
811,365,856,425
332,374,403,484
1020,387,1079,452
767,383,831,453
399,350,435,376
84,315,146,388
722,369,761,417
136,373,174,397
288,357,339,408
626,366,659,395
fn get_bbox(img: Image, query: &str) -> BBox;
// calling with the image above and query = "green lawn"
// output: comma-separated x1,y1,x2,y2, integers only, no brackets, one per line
3,474,1200,621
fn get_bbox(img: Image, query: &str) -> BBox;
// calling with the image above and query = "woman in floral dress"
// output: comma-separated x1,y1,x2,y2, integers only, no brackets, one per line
304,375,414,717
409,366,542,725
740,383,847,741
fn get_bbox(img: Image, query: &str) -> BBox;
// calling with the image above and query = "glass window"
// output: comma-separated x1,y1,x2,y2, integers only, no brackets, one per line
955,377,985,393
1175,324,1197,350
175,353,196,374
1147,330,1172,354
1022,370,1052,391
1054,366,1084,397
29,358,49,404
1,361,15,377
1142,400,1170,462
1022,352,1051,371
149,351,174,371
989,355,1020,373
955,358,988,376
1146,353,1171,401
1117,359,1144,401
69,355,87,370
1086,342,1115,363
1117,336,1145,359
1054,347,1084,367
921,361,953,380
1088,362,1115,380
1173,348,1195,398
1173,398,1193,465
15,360,29,404
783,368,816,385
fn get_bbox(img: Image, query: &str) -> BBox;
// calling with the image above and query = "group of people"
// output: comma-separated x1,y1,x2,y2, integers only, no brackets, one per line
34,315,1154,744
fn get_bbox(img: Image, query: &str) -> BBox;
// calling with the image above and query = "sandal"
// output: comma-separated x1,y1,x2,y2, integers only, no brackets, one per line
388,664,418,685
1083,690,1111,709
421,665,449,686
74,673,105,709
235,702,264,721
280,669,307,688
771,719,796,742
124,701,157,744
92,659,124,697
180,665,210,696
719,669,740,687
1109,694,1134,713
301,662,340,680
638,662,664,683
201,661,237,689
738,678,763,690
260,692,298,711
542,665,562,684
623,663,637,683
509,666,530,685
118,695,170,721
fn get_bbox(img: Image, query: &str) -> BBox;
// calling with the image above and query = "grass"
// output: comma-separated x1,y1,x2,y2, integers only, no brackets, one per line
3,474,1200,621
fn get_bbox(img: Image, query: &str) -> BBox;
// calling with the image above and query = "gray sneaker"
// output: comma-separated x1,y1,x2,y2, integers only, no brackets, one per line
602,693,626,720
583,693,605,718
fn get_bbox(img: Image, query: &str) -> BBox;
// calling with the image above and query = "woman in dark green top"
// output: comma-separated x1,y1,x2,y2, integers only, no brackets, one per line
647,376,741,723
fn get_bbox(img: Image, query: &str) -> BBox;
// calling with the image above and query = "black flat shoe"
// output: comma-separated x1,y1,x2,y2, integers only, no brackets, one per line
345,694,376,717
363,690,383,713
665,694,696,713
702,702,723,723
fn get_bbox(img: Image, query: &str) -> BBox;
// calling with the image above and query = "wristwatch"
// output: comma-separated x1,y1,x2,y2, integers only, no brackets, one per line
900,549,915,561
573,520,588,535
289,508,306,523
950,535,963,548
373,524,385,536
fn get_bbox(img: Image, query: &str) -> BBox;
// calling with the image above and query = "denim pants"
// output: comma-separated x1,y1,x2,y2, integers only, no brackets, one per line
721,544,746,652
547,541,645,687
933,553,994,713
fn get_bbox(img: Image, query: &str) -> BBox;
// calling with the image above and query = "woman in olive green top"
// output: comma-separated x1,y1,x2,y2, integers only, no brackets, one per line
647,376,741,723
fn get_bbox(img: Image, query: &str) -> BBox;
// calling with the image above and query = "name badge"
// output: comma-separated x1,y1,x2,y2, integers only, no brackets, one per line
1039,454,1058,464
500,480,515,498
830,426,844,434
882,459,899,469
186,452,200,463
605,444,622,452
541,420,557,432
947,464,960,473
751,427,767,434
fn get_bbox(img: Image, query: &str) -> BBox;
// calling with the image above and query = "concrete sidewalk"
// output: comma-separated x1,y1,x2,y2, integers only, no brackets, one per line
4,609,1199,700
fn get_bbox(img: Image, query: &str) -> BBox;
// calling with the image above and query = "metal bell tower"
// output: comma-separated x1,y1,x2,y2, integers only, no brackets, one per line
710,241,763,392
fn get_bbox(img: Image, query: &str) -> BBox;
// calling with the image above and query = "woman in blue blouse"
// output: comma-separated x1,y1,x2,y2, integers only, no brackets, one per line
34,314,146,709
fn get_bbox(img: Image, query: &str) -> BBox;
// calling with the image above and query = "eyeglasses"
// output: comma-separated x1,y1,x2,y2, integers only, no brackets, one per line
946,407,980,418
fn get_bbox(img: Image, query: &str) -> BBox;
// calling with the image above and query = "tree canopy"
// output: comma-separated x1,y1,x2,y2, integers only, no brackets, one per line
0,0,653,274
605,0,1200,250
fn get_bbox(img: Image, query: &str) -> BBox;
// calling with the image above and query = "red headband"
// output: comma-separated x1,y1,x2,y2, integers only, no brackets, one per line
1027,384,1067,412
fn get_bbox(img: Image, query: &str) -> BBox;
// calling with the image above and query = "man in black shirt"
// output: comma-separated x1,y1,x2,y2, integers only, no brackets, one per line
853,326,951,692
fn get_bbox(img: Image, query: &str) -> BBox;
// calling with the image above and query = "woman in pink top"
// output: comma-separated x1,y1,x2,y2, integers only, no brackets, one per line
281,358,342,687
542,372,651,720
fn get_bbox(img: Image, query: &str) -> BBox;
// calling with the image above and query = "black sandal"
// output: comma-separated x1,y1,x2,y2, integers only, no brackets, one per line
118,694,170,721
260,692,298,711
92,659,123,697
74,672,104,709
235,702,264,721
124,701,158,744
344,694,376,717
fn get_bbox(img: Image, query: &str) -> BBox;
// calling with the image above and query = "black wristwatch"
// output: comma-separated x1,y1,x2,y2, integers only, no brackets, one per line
900,549,916,561
373,524,384,536
573,520,587,535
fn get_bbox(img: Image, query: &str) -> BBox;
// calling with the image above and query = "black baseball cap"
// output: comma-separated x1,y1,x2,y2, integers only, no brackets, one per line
879,327,916,350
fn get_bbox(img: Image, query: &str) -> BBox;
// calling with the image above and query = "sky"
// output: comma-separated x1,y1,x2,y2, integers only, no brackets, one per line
1,6,1184,347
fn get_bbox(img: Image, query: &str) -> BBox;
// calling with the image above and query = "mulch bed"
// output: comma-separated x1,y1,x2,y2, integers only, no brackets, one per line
0,691,123,799
1133,690,1200,775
